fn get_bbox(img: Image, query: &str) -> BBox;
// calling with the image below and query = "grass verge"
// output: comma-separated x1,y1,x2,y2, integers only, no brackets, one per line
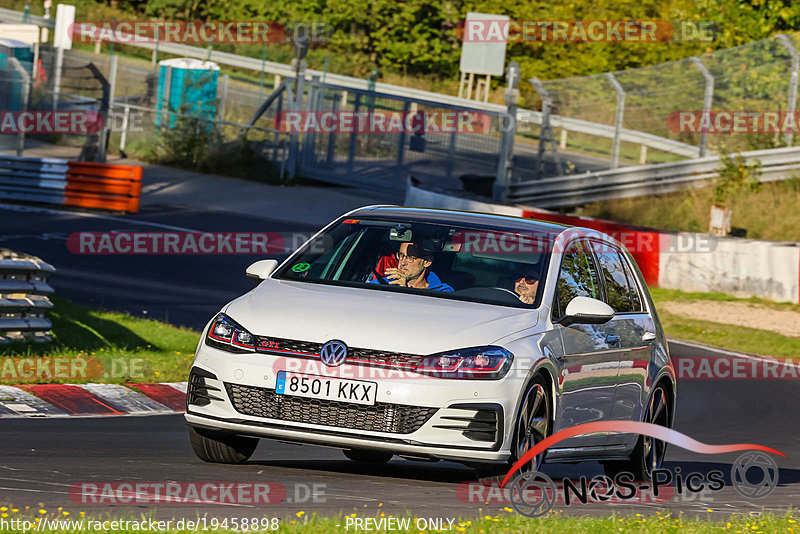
579,178,800,241
649,287,800,361
0,509,796,533
0,298,199,385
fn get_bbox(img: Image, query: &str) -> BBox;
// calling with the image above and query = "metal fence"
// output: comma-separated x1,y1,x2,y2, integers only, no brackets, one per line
531,33,800,167
507,146,800,208
0,249,54,344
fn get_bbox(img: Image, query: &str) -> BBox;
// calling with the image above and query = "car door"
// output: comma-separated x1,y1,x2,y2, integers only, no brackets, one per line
589,241,653,449
551,239,619,451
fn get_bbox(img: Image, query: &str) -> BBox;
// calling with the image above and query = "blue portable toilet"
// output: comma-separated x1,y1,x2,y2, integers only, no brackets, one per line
0,38,33,111
155,58,220,129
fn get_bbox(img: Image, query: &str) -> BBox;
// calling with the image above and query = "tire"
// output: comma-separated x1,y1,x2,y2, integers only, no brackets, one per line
472,376,551,483
512,375,552,473
342,449,393,464
188,425,258,464
603,383,671,481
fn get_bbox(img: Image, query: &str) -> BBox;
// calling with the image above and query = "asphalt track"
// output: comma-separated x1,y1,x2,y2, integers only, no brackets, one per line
0,202,798,521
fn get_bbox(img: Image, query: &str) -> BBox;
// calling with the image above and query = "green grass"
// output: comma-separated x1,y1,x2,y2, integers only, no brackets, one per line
649,287,800,361
580,178,800,241
0,298,199,384
0,509,796,533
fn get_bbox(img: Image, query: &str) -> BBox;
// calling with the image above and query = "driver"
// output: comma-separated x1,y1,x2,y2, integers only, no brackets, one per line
514,273,539,304
369,242,453,292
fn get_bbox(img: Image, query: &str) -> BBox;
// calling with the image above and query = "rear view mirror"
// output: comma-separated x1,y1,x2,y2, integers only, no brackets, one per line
246,259,279,282
559,296,614,326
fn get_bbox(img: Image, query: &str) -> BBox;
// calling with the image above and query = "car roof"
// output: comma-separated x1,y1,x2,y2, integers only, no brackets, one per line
348,205,571,235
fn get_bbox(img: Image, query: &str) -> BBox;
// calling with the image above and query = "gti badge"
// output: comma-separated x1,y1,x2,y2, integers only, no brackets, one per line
320,340,348,367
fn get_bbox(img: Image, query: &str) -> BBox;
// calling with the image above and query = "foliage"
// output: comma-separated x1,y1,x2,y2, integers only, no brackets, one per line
713,152,762,205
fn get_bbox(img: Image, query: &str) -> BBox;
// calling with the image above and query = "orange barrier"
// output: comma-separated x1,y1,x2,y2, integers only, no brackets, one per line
65,162,142,213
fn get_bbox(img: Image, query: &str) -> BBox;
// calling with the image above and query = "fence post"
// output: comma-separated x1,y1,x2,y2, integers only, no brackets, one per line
778,35,799,147
495,61,520,202
347,93,361,175
52,46,63,111
531,76,552,180
119,104,130,154
396,101,410,167
691,56,714,157
100,54,118,161
218,73,229,121
606,72,625,169
9,58,30,156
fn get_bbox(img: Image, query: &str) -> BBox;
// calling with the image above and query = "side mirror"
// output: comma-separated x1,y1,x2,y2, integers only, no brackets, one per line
246,259,279,282
559,296,614,327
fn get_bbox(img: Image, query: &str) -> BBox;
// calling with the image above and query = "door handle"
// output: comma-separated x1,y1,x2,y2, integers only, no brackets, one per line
642,332,657,343
605,334,620,344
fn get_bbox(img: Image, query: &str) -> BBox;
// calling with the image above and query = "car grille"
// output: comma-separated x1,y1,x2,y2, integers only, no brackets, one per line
254,336,424,369
225,383,438,434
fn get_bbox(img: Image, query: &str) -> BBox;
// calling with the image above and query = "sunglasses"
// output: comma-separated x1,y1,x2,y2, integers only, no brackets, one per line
516,277,537,284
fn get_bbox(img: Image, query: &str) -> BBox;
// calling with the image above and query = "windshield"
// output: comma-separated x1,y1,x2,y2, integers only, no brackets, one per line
275,217,553,308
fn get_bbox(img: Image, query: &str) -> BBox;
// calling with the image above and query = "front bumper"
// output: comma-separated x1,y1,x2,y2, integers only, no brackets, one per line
184,343,521,463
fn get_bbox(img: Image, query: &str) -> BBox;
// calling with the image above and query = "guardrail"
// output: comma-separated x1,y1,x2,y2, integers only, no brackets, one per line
0,249,55,343
0,7,700,160
0,155,142,212
507,146,800,208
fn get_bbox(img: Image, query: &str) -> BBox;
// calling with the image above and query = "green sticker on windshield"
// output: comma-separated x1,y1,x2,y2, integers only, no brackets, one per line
291,262,311,272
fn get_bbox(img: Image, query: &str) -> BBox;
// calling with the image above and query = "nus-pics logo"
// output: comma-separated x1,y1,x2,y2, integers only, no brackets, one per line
496,421,783,517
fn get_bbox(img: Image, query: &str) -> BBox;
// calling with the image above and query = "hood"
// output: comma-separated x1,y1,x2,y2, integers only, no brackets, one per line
223,279,539,355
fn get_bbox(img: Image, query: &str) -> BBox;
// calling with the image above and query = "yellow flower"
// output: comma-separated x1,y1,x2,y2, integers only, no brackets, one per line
503,507,513,512
708,509,714,512
296,511,305,517
11,509,18,513
0,514,7,518
39,509,47,514
0,507,6,512
62,512,69,516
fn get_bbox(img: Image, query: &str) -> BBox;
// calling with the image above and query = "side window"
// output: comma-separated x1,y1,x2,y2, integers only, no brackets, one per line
592,243,634,313
618,252,644,312
556,241,602,314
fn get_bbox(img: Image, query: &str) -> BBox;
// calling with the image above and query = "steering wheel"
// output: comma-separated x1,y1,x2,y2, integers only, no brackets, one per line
492,287,520,297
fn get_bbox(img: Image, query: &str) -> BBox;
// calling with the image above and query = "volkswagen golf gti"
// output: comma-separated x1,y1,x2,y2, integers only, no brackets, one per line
185,206,675,480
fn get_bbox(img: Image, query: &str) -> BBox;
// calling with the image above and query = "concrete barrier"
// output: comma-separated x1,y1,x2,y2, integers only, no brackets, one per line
405,179,800,304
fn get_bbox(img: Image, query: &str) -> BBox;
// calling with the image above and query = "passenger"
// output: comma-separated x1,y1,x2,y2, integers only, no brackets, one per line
369,242,453,292
514,273,539,304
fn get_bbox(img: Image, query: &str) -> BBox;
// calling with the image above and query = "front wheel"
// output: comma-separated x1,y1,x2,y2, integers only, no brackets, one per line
512,376,552,473
189,425,258,464
603,384,671,481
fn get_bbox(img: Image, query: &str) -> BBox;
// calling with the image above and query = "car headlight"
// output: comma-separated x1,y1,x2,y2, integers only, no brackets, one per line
415,346,513,379
205,313,256,353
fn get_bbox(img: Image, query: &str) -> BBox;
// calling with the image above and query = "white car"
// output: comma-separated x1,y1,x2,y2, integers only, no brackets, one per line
185,206,675,480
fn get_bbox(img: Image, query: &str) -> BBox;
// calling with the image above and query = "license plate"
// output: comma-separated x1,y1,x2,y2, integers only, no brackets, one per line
275,371,377,406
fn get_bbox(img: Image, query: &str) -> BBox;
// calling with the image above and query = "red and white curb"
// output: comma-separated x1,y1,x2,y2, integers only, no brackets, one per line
0,382,187,418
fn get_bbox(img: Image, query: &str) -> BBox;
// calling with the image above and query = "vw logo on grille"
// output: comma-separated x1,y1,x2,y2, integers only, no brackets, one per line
320,340,348,367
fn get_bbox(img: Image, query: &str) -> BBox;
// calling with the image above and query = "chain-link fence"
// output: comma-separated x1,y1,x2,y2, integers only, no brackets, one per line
533,33,800,167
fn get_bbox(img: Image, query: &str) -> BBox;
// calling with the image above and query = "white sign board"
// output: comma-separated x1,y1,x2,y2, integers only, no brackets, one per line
53,3,75,50
459,12,508,76
0,24,40,45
